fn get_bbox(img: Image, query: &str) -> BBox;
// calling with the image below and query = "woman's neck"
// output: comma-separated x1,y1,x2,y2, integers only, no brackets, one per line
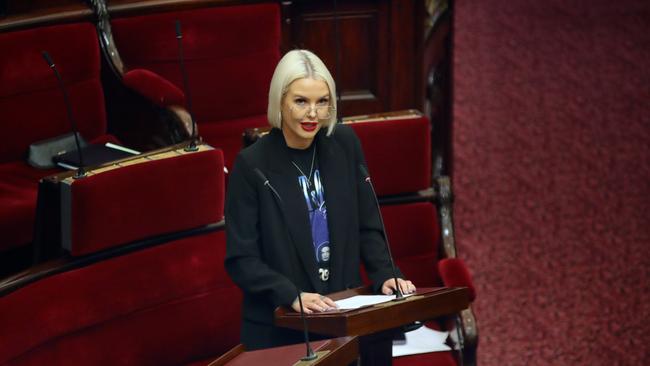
282,128,315,150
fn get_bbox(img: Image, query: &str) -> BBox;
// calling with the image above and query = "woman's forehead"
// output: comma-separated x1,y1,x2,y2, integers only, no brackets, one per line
286,78,330,96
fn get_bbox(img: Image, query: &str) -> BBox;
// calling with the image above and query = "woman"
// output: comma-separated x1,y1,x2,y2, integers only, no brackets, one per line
225,49,415,350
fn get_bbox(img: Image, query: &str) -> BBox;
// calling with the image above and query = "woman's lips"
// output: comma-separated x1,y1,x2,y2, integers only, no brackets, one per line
300,121,318,132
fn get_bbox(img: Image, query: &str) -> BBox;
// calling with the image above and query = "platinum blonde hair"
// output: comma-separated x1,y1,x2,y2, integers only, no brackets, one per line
267,50,338,136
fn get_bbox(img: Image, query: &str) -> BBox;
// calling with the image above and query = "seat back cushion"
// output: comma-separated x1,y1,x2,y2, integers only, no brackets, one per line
0,230,241,365
382,202,442,287
0,22,106,163
350,115,431,196
62,147,225,256
111,4,280,124
111,4,280,170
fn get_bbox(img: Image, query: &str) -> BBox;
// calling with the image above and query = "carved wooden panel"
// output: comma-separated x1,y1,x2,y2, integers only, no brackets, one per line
283,0,431,118
286,1,389,116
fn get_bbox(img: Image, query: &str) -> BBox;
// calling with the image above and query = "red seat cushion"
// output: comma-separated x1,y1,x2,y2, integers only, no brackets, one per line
123,68,186,107
439,258,476,302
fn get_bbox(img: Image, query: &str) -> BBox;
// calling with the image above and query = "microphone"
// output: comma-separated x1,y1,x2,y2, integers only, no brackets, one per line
41,51,86,179
359,164,404,300
253,168,283,203
175,20,198,151
253,168,317,361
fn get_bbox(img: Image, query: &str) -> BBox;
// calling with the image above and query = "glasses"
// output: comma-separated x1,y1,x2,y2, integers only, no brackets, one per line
290,104,335,120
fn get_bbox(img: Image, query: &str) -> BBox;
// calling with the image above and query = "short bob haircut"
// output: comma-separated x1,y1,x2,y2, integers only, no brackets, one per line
267,49,338,136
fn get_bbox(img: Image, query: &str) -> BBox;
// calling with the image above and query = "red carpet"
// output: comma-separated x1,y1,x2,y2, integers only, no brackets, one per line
452,1,649,364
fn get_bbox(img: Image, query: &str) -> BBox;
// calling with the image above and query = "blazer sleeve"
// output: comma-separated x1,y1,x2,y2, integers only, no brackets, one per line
349,130,404,292
224,153,299,307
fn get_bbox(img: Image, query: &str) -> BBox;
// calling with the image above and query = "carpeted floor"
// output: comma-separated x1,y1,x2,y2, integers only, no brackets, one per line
452,1,649,364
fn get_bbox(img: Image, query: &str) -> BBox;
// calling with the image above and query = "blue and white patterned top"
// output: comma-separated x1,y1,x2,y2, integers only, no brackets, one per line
297,168,331,283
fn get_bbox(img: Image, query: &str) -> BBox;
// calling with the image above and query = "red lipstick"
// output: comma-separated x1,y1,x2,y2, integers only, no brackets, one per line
300,122,318,132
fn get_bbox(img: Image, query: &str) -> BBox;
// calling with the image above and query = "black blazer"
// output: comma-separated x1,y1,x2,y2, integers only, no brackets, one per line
224,125,400,343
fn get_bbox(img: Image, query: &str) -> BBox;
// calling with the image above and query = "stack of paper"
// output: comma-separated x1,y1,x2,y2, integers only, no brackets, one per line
392,326,451,357
334,294,414,310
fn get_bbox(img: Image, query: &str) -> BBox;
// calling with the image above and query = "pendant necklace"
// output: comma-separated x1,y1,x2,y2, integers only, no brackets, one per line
291,146,316,188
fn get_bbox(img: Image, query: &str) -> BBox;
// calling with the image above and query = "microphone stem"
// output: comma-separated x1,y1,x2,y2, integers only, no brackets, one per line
176,22,198,150
255,169,317,360
50,62,86,178
365,177,404,300
297,292,317,361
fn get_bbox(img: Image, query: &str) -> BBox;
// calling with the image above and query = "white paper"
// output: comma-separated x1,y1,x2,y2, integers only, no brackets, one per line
334,294,413,310
105,142,140,155
392,326,451,357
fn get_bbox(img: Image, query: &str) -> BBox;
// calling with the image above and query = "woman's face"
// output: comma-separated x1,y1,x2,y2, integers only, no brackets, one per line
281,77,331,149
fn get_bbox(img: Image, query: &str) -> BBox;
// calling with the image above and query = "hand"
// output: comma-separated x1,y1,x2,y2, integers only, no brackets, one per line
381,278,416,295
291,292,338,314
169,105,196,136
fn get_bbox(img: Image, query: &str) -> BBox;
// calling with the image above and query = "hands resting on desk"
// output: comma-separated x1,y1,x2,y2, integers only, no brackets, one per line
291,278,416,314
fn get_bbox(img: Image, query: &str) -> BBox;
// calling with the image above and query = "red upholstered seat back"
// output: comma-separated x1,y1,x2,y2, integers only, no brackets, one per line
0,22,107,164
61,147,225,256
352,113,473,366
350,115,431,196
381,202,442,287
110,4,281,168
0,231,241,365
352,114,442,288
0,146,239,364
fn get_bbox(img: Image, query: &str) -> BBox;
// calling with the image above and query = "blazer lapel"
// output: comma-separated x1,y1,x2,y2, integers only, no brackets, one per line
316,131,353,292
266,129,322,292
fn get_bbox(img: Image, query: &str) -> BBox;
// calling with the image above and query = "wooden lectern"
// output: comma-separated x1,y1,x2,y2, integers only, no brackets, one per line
275,287,470,366
208,336,358,366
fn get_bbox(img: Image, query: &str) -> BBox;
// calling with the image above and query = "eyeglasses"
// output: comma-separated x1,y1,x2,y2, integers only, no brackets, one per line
290,104,335,120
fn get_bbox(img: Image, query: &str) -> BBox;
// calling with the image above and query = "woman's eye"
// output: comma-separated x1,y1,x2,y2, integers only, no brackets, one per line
294,99,306,105
317,99,329,106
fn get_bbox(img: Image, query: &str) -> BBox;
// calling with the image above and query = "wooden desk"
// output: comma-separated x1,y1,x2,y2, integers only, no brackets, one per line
275,287,469,366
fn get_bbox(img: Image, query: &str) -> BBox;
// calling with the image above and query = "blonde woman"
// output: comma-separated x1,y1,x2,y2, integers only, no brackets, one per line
225,50,415,350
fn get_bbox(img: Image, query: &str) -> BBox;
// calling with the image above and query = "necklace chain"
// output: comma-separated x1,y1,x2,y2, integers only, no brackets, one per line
291,147,316,187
